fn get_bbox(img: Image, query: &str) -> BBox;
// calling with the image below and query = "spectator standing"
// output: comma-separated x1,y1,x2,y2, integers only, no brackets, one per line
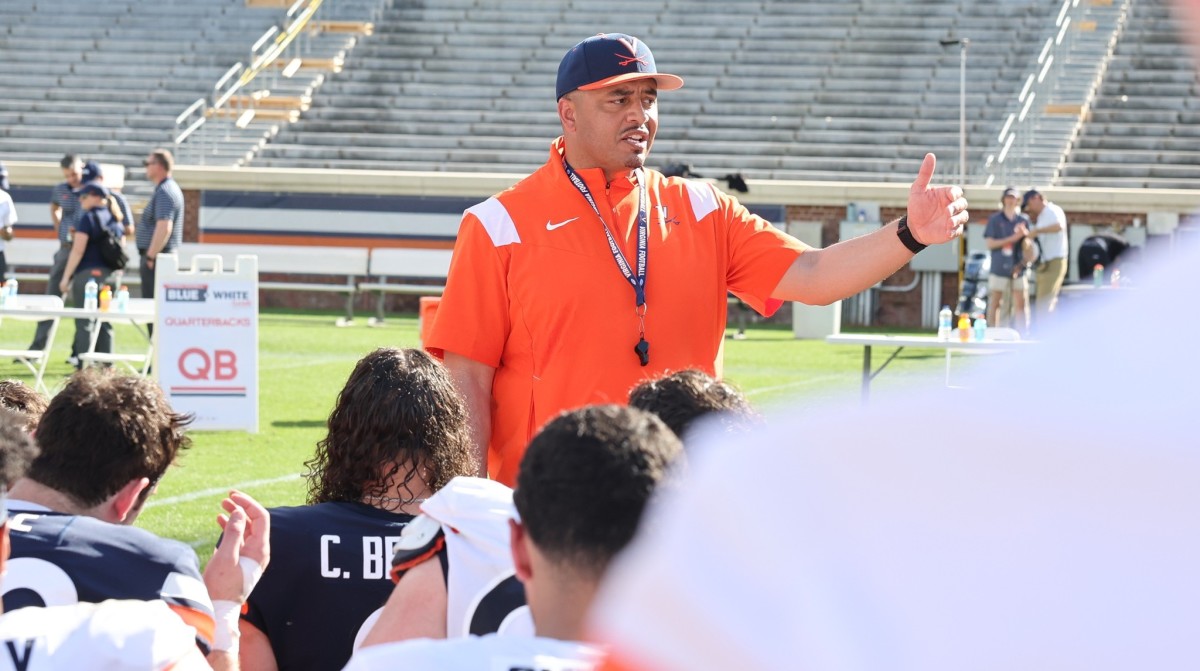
59,182,125,363
83,160,134,240
0,161,15,279
428,33,970,485
138,148,183,300
1022,189,1069,323
26,154,83,354
983,187,1032,332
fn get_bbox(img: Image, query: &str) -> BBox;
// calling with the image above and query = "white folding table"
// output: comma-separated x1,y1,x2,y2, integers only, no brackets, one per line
825,333,1035,402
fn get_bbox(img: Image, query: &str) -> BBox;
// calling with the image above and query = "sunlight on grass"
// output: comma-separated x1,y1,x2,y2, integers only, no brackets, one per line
2,310,963,553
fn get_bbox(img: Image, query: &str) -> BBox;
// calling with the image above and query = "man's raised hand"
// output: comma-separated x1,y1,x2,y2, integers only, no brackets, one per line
907,153,969,246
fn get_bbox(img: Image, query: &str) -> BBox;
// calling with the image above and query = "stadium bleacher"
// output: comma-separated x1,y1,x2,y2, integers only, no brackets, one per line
0,0,1196,189
0,0,374,193
0,0,279,173
252,0,1064,182
1058,0,1200,189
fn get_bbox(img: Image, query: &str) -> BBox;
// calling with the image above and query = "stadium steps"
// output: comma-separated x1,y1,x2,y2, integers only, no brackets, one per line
1057,0,1200,188
0,0,377,171
249,0,1061,182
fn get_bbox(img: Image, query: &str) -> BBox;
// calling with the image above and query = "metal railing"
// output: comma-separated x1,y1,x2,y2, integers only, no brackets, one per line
170,0,331,162
982,0,1131,187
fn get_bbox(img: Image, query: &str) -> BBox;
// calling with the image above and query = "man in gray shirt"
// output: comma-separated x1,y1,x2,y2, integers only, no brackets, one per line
26,155,83,354
137,148,183,302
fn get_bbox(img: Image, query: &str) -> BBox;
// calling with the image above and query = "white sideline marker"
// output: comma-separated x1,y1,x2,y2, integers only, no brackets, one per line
145,473,303,509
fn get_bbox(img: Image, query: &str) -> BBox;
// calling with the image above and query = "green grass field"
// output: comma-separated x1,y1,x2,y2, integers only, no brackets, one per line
1,309,957,561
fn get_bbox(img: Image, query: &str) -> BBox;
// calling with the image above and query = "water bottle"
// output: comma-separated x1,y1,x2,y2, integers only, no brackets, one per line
957,314,971,342
0,281,7,309
99,285,112,312
116,285,130,313
84,278,99,311
5,278,17,308
1093,264,1104,288
973,315,988,342
938,305,953,341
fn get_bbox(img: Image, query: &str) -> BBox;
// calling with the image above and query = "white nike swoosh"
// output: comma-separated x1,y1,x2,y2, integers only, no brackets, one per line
545,217,579,231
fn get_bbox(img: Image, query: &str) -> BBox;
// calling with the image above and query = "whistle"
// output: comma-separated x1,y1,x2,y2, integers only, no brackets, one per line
634,338,650,367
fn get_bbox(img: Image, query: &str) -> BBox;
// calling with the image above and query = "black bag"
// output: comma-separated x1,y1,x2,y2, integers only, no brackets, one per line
95,214,129,271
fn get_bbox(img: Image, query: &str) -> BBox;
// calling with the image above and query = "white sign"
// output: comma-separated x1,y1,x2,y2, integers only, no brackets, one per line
155,254,259,432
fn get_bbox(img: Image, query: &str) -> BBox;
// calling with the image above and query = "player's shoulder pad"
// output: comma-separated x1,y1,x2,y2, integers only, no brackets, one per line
389,514,445,584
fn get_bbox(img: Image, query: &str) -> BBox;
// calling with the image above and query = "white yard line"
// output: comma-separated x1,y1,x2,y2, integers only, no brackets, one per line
145,473,303,509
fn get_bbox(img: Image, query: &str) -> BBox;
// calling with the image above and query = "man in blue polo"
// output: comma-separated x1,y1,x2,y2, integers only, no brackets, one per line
983,186,1032,333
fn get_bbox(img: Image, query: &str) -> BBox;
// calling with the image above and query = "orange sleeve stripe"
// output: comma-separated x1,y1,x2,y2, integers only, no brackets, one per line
388,535,446,584
166,603,216,651
597,651,653,671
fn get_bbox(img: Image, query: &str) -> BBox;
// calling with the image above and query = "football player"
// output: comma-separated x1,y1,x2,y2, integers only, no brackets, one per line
349,404,682,669
237,348,478,671
3,369,215,649
0,409,270,670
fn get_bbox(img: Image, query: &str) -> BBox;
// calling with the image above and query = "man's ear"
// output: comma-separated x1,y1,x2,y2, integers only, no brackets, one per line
558,96,577,133
509,518,533,583
108,477,151,524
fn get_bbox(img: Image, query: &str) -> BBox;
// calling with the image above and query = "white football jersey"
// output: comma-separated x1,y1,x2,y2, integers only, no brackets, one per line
413,476,534,638
343,634,602,671
0,599,197,670
591,240,1200,670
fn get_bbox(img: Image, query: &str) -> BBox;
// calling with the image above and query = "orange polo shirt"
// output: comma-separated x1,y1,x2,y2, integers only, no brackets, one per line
427,138,806,485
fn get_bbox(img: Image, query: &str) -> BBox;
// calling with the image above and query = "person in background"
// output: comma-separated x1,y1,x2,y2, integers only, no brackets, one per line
1021,188,1069,326
59,181,125,363
238,348,478,671
983,186,1032,333
82,159,133,243
348,405,683,670
26,154,83,358
138,148,183,303
0,161,15,279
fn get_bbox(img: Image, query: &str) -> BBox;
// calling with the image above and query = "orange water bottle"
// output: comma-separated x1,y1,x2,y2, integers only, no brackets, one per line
99,284,112,311
957,314,971,342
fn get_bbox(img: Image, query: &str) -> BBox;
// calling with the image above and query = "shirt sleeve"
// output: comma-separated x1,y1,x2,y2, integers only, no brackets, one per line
712,186,807,317
75,211,97,238
425,210,512,367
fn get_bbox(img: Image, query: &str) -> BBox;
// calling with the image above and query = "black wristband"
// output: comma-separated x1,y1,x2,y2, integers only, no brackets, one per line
895,216,927,254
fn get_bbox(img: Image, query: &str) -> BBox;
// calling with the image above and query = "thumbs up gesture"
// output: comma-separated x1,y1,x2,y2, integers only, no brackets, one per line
907,153,969,246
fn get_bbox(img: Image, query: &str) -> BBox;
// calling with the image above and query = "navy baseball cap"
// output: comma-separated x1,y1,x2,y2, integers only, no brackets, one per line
81,160,102,183
0,162,8,192
73,181,109,199
556,33,684,100
1022,189,1041,209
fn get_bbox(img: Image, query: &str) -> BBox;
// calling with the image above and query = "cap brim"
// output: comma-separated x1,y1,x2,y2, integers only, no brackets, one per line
578,72,685,92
